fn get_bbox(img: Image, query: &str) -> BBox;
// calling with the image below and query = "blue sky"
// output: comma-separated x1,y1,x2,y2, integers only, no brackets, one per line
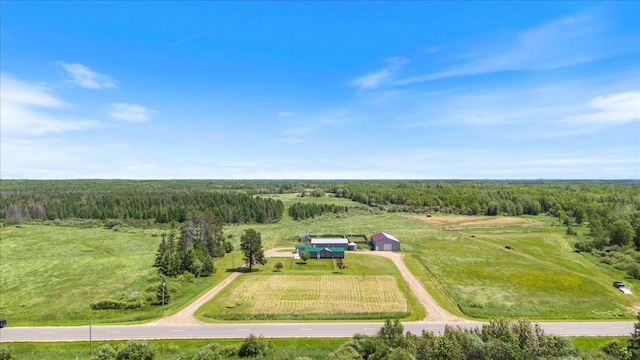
1,1,639,179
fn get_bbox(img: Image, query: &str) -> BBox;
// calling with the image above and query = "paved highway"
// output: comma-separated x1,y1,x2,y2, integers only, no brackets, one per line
0,320,635,342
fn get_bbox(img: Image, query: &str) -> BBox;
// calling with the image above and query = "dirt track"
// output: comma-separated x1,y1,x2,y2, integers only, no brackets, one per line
152,248,468,324
150,269,244,325
365,251,465,322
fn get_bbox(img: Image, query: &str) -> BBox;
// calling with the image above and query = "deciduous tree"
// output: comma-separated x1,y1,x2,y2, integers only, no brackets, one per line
300,251,310,264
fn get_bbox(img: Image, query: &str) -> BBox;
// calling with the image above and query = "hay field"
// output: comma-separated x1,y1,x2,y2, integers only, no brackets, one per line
222,275,406,314
408,215,542,229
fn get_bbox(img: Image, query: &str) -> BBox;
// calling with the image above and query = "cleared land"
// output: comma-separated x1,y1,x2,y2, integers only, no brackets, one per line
197,253,423,321
224,275,406,314
0,223,238,325
409,214,543,229
405,215,640,319
234,207,640,320
3,196,639,325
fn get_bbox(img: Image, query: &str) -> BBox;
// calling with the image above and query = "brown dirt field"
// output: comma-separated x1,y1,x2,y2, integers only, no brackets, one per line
408,215,543,229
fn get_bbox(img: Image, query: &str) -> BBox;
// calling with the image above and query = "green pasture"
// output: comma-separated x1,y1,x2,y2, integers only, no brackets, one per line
233,199,640,320
402,217,640,319
0,223,237,326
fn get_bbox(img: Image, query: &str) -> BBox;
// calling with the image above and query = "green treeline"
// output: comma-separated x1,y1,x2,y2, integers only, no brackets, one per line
288,202,349,220
328,181,639,217
325,318,640,360
154,212,230,278
1,190,284,224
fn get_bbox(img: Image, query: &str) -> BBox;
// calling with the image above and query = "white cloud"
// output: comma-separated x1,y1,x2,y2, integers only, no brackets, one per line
277,111,295,117
58,62,117,89
0,73,100,136
398,11,611,84
566,91,640,124
351,57,408,89
109,103,155,122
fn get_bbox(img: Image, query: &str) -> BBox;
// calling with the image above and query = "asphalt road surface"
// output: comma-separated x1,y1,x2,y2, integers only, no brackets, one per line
0,320,635,342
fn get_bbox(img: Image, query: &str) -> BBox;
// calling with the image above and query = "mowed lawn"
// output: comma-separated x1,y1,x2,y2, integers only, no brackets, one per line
0,223,234,325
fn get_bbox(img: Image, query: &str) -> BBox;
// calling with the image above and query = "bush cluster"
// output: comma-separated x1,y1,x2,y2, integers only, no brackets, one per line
90,293,146,310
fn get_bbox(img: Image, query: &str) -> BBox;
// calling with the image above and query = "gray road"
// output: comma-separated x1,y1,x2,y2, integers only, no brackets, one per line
0,320,635,342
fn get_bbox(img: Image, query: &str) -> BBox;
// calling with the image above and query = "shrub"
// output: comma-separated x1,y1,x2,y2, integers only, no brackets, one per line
192,343,225,360
628,264,640,280
116,340,154,360
94,344,117,360
238,334,273,358
90,298,144,310
165,345,180,354
328,345,363,360
183,272,196,283
0,346,12,360
599,340,631,359
274,262,283,272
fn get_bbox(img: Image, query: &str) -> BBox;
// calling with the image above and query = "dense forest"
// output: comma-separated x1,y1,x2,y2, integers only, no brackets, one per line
0,185,284,224
288,202,349,220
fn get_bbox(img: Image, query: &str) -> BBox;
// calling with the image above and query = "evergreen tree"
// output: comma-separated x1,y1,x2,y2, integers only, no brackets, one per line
240,228,266,271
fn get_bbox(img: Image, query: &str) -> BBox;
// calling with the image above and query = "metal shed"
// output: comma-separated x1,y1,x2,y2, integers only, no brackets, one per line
370,232,401,251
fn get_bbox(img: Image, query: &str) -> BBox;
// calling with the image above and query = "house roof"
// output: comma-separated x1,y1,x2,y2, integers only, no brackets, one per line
296,245,345,253
371,232,400,243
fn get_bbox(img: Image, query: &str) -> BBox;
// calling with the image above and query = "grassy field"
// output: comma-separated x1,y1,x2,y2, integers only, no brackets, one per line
226,199,640,320
0,222,237,326
2,193,639,324
197,253,423,321
405,215,640,319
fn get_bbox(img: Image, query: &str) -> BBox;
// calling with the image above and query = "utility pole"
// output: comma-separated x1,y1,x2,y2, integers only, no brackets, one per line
89,319,92,358
162,281,166,313
406,280,410,313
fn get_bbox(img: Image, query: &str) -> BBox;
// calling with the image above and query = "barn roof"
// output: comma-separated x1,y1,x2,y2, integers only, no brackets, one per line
371,232,400,243
310,238,349,245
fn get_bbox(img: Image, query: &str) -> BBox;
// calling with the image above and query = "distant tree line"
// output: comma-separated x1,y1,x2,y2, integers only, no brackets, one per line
288,202,349,220
329,181,640,218
1,190,284,224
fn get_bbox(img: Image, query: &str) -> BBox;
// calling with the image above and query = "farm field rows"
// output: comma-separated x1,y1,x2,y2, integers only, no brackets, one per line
196,253,423,321
222,275,406,314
